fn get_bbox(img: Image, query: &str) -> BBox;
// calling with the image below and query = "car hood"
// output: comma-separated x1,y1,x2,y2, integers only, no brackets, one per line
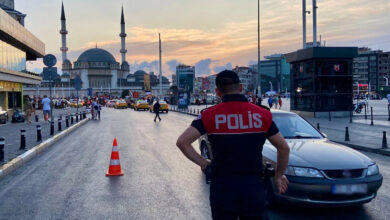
263,139,373,170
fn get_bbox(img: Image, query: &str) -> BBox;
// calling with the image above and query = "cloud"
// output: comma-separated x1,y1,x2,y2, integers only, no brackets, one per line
130,60,159,73
195,59,212,76
213,62,232,74
166,59,180,73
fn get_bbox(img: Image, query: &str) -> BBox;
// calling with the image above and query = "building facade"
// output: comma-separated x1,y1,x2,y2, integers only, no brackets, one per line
250,54,290,94
232,66,254,93
176,65,195,93
353,48,379,94
0,1,44,114
378,51,390,89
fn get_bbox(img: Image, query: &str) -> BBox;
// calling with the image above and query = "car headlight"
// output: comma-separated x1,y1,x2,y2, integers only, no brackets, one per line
285,166,324,178
367,164,379,176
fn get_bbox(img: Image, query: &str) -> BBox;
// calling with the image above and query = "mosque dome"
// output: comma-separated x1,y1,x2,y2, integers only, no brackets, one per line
76,48,116,63
63,59,71,64
134,70,147,76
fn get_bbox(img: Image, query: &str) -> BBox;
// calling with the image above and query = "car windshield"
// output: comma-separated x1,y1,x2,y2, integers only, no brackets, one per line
272,113,323,139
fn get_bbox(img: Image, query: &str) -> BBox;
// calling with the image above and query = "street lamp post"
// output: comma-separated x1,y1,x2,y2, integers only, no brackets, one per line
257,0,261,97
269,81,273,92
384,76,389,86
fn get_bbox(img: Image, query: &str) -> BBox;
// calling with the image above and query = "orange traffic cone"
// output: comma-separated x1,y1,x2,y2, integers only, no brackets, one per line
106,138,124,176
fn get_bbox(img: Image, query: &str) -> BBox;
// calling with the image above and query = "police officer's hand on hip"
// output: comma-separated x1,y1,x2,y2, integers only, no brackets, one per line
176,70,290,220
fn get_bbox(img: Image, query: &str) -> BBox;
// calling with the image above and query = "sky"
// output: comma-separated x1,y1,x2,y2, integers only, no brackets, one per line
16,0,390,78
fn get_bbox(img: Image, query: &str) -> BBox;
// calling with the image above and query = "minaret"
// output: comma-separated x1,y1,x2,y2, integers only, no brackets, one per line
59,2,68,62
119,6,127,63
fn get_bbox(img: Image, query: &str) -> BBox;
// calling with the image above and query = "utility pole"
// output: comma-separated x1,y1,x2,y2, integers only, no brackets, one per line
257,0,261,96
302,0,307,48
159,33,162,98
313,0,318,47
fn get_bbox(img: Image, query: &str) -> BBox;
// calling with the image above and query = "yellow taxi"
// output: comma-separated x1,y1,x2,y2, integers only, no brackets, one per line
134,100,149,111
130,102,136,109
70,99,83,108
150,100,169,113
114,100,128,109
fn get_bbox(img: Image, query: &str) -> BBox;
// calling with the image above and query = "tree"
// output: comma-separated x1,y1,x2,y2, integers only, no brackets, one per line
121,90,130,98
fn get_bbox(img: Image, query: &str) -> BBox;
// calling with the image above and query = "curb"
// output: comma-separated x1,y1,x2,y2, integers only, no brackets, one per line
170,108,199,117
0,118,90,179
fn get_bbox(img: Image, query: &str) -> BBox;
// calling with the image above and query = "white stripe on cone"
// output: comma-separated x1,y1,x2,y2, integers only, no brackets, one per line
110,159,120,166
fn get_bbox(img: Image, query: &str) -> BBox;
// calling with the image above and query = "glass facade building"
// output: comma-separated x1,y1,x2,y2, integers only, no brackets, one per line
286,47,358,116
0,6,44,113
250,54,290,94
353,48,379,93
176,65,195,93
0,39,26,72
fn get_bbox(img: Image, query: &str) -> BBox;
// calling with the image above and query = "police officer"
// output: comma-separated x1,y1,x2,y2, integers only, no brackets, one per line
176,70,290,220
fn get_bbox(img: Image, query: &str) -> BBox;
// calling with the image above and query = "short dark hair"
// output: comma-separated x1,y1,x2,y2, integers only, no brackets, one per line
44,95,47,98
215,70,240,93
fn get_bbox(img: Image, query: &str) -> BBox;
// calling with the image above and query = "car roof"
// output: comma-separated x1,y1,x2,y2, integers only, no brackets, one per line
270,109,296,115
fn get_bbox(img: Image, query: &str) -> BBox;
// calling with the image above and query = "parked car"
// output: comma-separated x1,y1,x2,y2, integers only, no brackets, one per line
0,106,8,124
11,110,25,123
198,110,383,207
150,100,169,113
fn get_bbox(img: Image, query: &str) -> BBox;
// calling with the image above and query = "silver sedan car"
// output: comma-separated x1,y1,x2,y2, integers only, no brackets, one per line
198,110,383,206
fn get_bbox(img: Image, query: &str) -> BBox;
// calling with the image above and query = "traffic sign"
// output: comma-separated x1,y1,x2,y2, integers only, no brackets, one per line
43,54,57,67
74,75,82,90
42,67,58,81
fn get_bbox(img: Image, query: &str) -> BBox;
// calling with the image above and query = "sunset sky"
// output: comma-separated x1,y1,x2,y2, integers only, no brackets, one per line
17,0,390,77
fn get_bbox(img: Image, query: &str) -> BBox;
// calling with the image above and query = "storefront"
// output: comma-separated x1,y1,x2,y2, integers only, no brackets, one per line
0,80,23,113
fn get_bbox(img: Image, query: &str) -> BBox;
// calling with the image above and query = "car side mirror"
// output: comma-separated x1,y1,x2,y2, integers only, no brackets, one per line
321,132,327,138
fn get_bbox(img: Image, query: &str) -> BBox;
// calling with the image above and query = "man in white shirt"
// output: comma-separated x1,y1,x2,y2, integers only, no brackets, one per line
41,95,51,122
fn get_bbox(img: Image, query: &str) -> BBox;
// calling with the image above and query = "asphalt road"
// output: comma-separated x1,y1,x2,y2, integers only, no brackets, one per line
0,108,389,220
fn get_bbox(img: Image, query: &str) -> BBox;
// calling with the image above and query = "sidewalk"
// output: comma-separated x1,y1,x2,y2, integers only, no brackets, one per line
170,105,390,155
0,107,87,165
305,117,390,155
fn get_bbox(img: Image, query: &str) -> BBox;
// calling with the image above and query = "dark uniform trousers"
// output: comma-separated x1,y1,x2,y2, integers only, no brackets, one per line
210,176,269,220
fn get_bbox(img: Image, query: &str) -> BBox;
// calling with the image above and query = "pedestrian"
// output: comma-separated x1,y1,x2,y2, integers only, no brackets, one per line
94,100,99,120
256,96,263,107
97,103,101,120
41,95,51,122
153,100,161,122
267,96,273,109
252,96,257,104
23,95,34,124
273,96,279,109
176,70,290,220
91,99,97,120
387,93,390,105
278,95,282,109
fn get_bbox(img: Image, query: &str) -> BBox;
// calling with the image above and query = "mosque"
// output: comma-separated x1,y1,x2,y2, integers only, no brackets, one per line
24,3,170,98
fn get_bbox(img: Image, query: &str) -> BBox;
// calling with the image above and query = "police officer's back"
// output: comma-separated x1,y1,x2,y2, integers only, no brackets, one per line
176,70,290,220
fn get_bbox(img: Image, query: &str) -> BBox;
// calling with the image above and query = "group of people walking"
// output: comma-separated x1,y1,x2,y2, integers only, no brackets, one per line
90,99,102,120
267,95,283,109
